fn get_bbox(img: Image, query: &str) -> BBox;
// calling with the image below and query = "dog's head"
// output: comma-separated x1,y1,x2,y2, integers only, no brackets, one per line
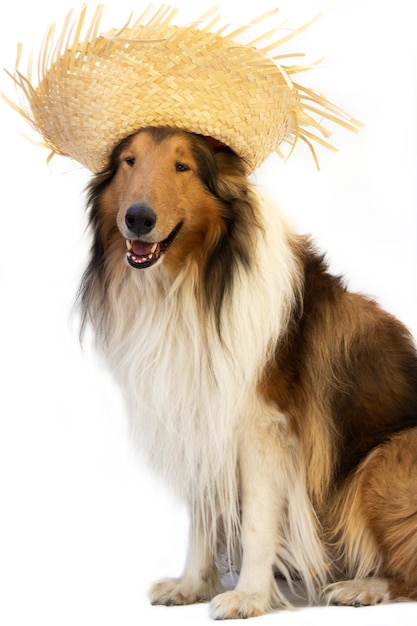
91,127,251,272
82,127,261,330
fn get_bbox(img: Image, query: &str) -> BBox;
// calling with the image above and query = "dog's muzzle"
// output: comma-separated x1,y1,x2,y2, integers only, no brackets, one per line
125,221,183,269
122,203,183,269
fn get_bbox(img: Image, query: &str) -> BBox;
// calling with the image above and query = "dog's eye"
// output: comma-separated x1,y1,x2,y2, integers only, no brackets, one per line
175,162,190,172
125,157,135,167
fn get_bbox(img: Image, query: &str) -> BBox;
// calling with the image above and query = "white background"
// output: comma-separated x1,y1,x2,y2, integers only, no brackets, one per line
1,1,416,624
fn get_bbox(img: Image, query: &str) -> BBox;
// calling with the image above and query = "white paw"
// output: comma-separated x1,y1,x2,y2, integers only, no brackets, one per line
210,590,270,620
150,576,218,606
325,578,390,607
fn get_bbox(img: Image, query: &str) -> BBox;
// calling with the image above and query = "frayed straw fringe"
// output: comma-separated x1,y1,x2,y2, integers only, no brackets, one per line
3,3,363,172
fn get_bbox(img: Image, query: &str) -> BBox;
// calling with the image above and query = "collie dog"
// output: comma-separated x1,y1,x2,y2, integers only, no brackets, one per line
79,126,417,619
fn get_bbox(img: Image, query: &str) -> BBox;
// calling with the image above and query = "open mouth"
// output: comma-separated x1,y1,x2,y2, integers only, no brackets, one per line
125,222,183,269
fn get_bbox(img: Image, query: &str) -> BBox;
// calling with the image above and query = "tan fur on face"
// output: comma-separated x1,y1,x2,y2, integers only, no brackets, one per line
103,129,227,276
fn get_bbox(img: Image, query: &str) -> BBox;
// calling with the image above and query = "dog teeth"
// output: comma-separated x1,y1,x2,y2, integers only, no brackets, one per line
126,240,132,250
150,243,157,253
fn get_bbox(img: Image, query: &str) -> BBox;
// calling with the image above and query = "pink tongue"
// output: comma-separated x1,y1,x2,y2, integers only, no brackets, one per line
131,240,155,256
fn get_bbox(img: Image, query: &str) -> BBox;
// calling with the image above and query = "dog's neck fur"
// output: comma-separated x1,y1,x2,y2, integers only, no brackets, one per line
92,193,301,551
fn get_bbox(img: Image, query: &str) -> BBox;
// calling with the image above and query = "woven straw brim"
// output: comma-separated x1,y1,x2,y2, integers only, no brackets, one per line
5,4,362,173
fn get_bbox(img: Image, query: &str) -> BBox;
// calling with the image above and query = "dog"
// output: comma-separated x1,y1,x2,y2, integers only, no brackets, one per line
79,126,417,619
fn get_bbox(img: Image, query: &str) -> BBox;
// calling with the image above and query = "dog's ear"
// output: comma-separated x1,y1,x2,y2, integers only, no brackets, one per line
191,134,248,202
211,150,249,202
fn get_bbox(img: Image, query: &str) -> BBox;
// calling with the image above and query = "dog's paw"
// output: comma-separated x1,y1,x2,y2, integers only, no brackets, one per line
149,576,217,606
325,578,390,607
210,590,269,620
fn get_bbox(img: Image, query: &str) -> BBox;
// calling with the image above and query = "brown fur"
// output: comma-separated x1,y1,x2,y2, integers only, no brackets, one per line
261,241,417,502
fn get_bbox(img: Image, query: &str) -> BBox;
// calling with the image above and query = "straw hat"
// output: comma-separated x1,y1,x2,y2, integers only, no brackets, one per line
4,4,362,174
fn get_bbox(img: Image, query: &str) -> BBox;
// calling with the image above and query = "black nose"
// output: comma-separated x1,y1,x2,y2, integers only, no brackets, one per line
125,203,157,237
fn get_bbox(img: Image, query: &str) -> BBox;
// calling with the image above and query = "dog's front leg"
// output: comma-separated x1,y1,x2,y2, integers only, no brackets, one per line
149,510,220,606
210,410,289,619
